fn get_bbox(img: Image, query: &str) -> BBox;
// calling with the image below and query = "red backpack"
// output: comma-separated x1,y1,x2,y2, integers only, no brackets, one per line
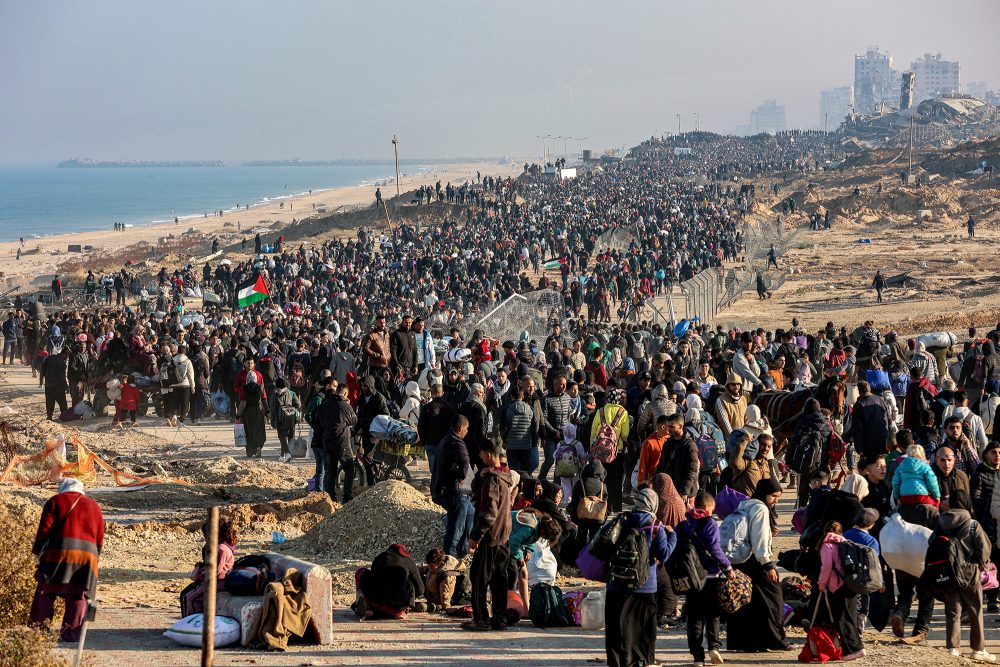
591,407,625,463
826,420,846,464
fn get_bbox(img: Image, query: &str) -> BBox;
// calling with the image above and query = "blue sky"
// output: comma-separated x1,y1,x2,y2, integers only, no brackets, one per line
1,0,997,162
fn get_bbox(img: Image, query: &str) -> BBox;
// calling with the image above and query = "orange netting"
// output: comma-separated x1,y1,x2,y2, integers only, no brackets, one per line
0,434,189,488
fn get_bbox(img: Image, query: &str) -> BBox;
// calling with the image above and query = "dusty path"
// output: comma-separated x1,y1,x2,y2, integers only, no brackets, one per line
0,359,985,665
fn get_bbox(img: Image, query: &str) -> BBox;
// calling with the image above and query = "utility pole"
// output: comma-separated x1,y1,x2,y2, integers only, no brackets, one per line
201,506,219,667
908,116,914,181
391,135,401,197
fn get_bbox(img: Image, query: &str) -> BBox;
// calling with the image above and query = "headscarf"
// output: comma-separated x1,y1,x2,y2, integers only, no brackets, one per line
633,487,658,515
58,477,85,495
840,473,870,500
651,473,686,527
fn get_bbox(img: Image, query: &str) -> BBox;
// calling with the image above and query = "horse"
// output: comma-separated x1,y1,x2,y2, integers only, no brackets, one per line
753,378,847,456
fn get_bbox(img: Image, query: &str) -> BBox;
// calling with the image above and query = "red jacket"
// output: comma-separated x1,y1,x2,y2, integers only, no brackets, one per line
33,491,104,594
116,383,141,411
233,369,266,401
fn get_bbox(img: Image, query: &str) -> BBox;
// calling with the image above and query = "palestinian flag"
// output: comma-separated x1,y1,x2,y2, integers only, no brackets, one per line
237,273,270,307
542,258,563,271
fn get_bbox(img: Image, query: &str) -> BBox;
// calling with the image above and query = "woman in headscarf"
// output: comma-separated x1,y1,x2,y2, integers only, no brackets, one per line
236,377,268,458
354,543,424,619
726,478,792,653
532,481,577,562
604,487,676,667
651,473,686,627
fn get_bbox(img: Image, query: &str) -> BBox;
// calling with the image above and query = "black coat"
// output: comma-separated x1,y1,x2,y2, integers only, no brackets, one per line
432,432,471,500
846,393,891,458
315,393,357,456
459,398,488,462
41,354,68,390
360,547,424,612
389,328,417,372
417,397,454,452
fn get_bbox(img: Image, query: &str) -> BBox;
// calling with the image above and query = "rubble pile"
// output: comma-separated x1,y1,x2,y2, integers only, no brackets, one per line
283,480,445,562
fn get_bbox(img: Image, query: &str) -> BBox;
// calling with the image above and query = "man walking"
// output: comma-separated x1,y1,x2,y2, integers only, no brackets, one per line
873,270,886,303
464,438,513,631
41,348,70,420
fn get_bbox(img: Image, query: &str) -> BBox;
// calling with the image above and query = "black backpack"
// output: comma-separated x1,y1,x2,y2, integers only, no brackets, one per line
835,540,883,594
921,522,978,596
607,520,656,591
666,520,712,593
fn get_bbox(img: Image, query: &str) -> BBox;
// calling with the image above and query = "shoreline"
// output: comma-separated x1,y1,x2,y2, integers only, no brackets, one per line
1,165,432,244
0,160,523,290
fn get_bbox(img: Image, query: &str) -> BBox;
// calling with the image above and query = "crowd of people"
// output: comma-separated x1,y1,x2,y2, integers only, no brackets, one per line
12,132,999,664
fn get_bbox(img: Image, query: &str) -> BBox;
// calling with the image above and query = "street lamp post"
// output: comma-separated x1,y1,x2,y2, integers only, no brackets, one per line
694,113,700,132
677,114,681,137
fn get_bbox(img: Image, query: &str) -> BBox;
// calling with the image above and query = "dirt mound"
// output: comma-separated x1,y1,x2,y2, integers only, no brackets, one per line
283,480,444,562
921,136,1000,175
172,456,304,490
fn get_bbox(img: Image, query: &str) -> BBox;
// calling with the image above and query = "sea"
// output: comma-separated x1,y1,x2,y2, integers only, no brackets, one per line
0,164,404,242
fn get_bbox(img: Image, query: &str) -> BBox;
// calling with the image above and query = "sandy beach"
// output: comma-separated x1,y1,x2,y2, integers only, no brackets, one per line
0,160,523,292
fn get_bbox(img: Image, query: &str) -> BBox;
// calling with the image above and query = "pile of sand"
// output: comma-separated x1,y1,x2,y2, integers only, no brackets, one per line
283,480,444,562
172,456,304,490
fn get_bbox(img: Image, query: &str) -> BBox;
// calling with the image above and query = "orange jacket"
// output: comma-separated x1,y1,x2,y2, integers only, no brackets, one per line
637,433,667,485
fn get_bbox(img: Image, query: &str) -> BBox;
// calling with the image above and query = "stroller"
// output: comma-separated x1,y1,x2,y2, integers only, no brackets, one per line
367,414,420,484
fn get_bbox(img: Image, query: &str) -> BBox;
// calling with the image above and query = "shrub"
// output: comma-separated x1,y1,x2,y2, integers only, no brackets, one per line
0,626,68,667
0,501,41,629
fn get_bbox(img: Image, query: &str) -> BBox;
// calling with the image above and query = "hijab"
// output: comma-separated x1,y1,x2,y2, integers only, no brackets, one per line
633,487,658,514
751,477,782,501
651,473,686,527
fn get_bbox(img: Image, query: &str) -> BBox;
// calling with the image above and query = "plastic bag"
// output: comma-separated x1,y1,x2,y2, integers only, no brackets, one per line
880,513,932,577
163,613,240,648
234,423,248,450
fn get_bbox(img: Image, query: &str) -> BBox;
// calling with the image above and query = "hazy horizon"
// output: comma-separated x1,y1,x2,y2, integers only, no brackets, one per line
2,0,998,164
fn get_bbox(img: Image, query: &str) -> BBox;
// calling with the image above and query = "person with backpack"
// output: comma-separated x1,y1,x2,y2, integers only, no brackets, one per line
926,489,995,662
844,508,882,632
903,366,937,430
568,460,608,549
306,376,334,493
604,487,676,667
590,389,631,513
686,408,723,494
269,378,301,462
726,478,792,653
815,521,866,660
553,423,587,502
675,491,733,667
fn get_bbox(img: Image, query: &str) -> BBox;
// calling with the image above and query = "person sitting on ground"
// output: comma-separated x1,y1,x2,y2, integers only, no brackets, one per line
180,519,238,616
422,547,466,611
354,543,425,619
